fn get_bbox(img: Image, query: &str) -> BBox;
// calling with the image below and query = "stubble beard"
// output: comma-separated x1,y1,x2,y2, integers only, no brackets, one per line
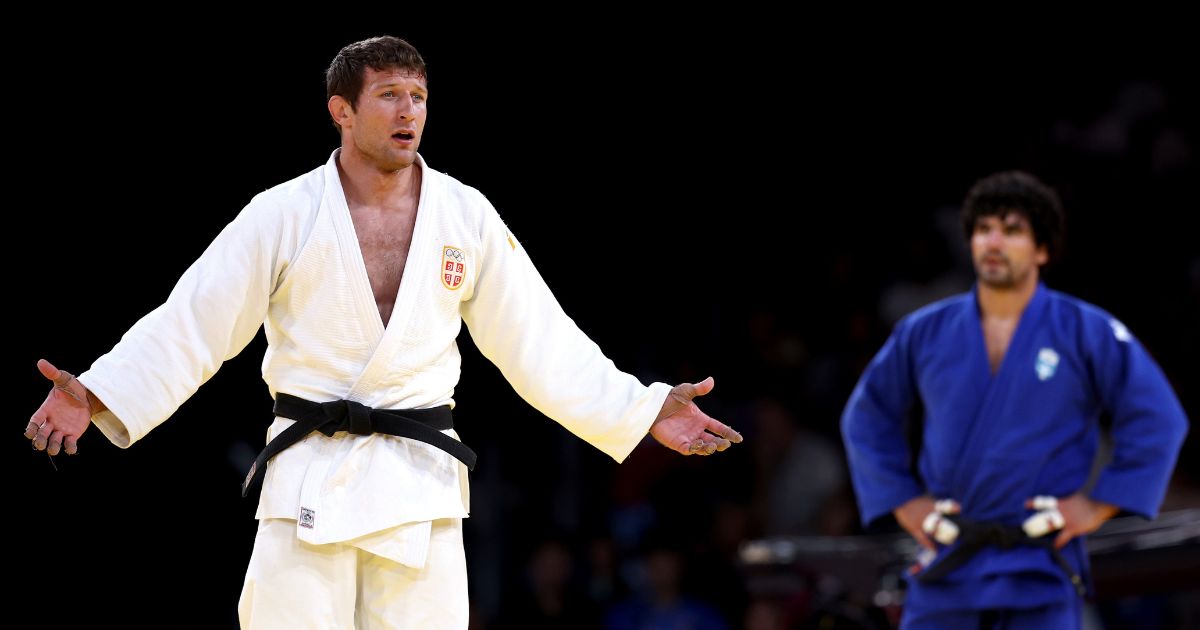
976,258,1017,289
356,135,417,173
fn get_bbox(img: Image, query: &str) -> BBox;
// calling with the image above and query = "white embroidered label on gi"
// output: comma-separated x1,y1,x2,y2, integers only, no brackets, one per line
1035,348,1060,381
299,507,316,529
1109,319,1132,343
441,246,466,290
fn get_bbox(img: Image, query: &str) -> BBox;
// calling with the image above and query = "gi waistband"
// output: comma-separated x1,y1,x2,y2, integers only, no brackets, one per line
241,393,477,497
916,515,1085,596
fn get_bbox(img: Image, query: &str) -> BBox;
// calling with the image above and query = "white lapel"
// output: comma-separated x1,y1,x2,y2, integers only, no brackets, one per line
322,150,436,401
323,150,386,346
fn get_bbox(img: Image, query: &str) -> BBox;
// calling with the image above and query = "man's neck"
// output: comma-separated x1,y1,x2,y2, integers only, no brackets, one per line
336,147,420,209
977,275,1039,320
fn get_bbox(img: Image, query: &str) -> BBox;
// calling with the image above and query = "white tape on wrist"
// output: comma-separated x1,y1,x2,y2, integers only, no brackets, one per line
1022,508,1064,538
922,511,959,544
932,518,959,545
934,499,961,515
1031,495,1058,511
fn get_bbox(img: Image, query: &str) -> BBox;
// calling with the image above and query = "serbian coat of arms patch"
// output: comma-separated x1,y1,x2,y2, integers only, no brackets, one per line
442,246,466,290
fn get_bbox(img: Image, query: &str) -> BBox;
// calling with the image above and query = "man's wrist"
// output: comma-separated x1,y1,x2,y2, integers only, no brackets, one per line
654,387,682,423
86,390,107,416
1088,497,1119,520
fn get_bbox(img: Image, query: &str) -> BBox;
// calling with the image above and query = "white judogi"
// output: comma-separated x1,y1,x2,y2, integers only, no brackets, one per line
78,150,671,624
238,517,470,630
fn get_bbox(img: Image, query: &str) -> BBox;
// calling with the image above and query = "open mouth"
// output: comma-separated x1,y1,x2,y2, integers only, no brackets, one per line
393,131,415,141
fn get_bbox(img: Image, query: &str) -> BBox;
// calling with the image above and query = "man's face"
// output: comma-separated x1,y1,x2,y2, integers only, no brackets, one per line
342,67,428,171
970,212,1048,289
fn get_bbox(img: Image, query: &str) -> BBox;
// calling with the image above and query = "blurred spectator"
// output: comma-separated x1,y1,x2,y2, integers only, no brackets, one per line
751,399,849,537
494,536,599,630
606,537,730,630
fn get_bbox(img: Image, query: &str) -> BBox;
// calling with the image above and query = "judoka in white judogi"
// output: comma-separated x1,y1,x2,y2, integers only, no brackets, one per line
25,36,741,630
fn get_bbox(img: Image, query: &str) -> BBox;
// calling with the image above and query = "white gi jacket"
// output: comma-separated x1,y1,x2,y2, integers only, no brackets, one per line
79,150,671,566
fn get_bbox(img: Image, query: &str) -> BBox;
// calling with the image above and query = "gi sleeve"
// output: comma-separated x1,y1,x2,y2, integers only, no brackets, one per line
461,201,671,462
841,319,926,526
1086,317,1189,518
78,197,285,448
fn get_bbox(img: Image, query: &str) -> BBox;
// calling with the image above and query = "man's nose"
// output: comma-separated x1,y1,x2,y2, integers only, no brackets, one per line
396,97,416,118
983,228,1005,247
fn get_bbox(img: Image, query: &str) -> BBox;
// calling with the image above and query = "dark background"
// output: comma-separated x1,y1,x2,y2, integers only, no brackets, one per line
13,23,1198,629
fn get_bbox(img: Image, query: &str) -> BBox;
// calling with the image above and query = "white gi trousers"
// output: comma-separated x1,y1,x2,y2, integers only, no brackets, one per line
238,518,468,629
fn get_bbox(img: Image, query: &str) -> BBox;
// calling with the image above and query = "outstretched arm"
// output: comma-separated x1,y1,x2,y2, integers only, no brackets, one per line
25,359,107,456
463,200,726,462
649,377,743,455
48,196,286,449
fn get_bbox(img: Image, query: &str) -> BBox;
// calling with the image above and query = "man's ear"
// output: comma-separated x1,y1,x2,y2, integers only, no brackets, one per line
328,95,354,128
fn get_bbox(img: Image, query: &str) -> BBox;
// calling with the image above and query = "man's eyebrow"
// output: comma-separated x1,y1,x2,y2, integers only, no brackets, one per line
371,82,428,93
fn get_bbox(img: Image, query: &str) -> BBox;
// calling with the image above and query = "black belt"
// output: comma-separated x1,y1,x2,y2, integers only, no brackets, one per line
241,393,477,497
917,515,1085,596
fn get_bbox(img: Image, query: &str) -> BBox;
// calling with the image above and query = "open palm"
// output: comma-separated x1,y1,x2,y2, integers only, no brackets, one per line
25,359,93,455
649,377,742,455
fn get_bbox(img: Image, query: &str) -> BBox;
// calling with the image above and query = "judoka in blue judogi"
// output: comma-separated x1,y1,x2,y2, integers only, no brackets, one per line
841,171,1188,629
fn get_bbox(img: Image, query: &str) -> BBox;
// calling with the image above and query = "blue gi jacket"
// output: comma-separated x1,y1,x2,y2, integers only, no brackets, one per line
841,283,1188,610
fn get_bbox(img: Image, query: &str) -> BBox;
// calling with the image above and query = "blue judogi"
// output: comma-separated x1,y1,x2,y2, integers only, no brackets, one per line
841,283,1188,617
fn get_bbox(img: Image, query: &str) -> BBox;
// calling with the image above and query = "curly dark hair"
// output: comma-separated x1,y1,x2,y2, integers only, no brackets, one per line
961,171,1065,263
326,35,426,117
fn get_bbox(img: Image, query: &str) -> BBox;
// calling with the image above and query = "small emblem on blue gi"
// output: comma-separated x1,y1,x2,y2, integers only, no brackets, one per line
1035,348,1060,381
299,507,316,529
1110,319,1132,343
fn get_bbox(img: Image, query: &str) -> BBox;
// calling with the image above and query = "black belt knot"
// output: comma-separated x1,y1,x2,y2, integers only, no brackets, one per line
916,515,1085,596
319,398,375,436
970,522,1021,550
241,393,477,498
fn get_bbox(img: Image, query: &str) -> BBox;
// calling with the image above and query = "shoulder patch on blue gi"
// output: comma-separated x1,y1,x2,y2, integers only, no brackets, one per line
1035,347,1060,381
1109,319,1132,343
299,507,316,529
441,245,466,290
